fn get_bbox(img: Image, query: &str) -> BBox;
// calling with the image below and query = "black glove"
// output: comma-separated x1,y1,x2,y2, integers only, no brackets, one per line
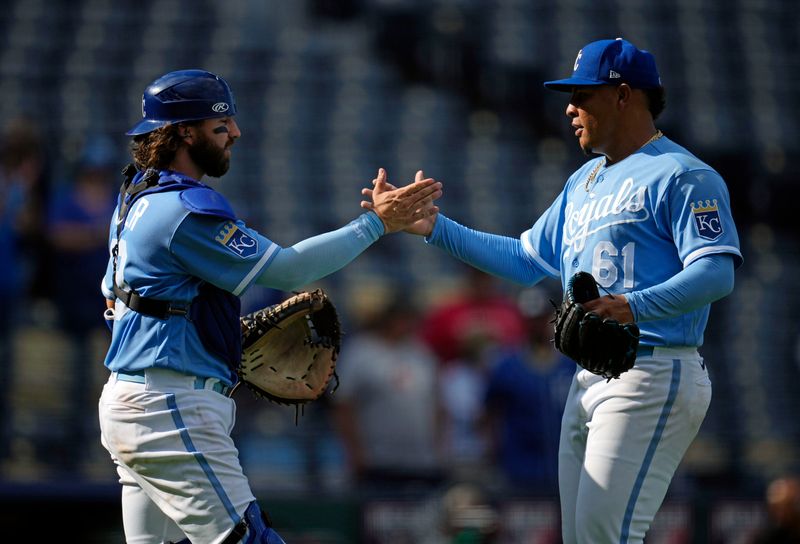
553,272,639,381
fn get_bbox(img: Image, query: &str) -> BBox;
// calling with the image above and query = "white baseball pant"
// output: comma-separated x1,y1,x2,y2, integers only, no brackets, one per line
558,347,712,544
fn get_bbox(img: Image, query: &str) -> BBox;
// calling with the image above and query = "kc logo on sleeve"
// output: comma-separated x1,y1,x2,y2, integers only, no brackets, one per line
215,221,259,258
690,199,723,240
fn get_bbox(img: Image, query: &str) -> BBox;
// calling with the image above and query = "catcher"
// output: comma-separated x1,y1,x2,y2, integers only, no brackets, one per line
99,69,441,544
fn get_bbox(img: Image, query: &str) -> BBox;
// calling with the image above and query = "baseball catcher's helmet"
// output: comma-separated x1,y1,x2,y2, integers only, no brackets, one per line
126,69,237,136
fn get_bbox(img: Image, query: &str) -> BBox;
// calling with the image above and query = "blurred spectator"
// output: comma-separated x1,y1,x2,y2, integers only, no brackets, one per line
420,266,525,366
330,292,445,496
46,136,119,471
483,285,575,496
437,333,494,479
420,267,526,479
749,475,800,544
0,117,52,465
48,136,119,334
0,117,54,307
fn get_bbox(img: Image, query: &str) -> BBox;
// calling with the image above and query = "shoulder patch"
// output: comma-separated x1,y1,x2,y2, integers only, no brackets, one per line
690,199,723,240
180,187,236,220
215,221,259,258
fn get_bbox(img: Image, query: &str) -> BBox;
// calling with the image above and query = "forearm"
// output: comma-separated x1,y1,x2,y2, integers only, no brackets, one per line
625,254,734,322
425,214,549,285
256,212,384,291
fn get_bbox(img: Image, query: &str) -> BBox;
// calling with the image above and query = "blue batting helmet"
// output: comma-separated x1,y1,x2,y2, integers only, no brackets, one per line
126,69,237,136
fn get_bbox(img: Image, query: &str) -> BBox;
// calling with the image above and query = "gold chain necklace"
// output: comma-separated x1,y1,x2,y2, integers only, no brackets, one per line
584,130,664,192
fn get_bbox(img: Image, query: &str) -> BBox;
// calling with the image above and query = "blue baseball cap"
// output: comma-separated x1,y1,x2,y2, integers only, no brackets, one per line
544,38,661,92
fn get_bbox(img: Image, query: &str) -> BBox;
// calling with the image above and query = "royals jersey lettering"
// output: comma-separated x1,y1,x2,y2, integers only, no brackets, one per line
521,135,742,347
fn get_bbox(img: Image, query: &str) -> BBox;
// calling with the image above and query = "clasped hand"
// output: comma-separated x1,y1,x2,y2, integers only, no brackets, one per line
360,168,441,235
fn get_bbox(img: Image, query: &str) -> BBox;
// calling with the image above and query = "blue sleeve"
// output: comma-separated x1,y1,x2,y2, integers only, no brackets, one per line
255,212,384,292
424,214,550,285
624,253,734,323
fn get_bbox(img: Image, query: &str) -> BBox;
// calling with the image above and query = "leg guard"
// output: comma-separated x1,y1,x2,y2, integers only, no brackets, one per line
236,501,287,544
170,502,286,544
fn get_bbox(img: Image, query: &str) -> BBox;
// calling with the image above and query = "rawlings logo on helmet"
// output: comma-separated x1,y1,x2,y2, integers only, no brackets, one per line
212,102,230,113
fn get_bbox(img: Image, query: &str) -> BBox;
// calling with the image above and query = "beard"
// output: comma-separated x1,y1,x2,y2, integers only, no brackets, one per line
187,131,231,178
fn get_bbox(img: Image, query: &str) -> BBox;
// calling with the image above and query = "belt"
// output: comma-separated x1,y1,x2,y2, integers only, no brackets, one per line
116,369,233,396
636,345,699,358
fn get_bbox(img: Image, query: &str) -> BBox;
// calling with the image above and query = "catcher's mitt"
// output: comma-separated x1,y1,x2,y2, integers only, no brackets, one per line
553,272,639,381
238,289,341,409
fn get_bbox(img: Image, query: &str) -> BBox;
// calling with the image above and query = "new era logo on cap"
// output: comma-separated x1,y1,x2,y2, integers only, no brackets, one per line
544,38,662,91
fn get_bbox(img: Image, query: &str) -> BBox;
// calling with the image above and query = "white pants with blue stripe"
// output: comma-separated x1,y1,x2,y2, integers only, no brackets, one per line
558,347,711,544
99,368,256,544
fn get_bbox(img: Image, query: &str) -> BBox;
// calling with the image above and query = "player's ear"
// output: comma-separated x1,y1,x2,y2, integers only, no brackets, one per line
617,84,632,102
178,123,193,144
615,84,633,110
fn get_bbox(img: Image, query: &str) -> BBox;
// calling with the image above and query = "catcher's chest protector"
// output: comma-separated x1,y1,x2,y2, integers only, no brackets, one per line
112,166,242,375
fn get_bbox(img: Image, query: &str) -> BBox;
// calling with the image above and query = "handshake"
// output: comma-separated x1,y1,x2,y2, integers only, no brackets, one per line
359,168,442,236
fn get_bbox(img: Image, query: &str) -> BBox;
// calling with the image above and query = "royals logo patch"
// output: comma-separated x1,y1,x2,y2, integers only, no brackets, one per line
690,199,723,240
215,222,258,258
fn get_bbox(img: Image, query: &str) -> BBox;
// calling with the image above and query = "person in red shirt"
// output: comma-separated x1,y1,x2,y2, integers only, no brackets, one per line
421,265,526,366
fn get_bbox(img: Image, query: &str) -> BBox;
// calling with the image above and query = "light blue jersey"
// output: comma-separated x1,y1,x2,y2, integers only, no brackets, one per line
521,135,742,346
102,170,384,383
101,185,279,381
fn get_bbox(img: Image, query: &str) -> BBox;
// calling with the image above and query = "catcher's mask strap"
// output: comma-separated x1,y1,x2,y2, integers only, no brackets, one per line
112,283,189,320
116,167,159,226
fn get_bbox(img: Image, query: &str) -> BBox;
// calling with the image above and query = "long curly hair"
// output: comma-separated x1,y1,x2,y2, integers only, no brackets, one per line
130,122,198,170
